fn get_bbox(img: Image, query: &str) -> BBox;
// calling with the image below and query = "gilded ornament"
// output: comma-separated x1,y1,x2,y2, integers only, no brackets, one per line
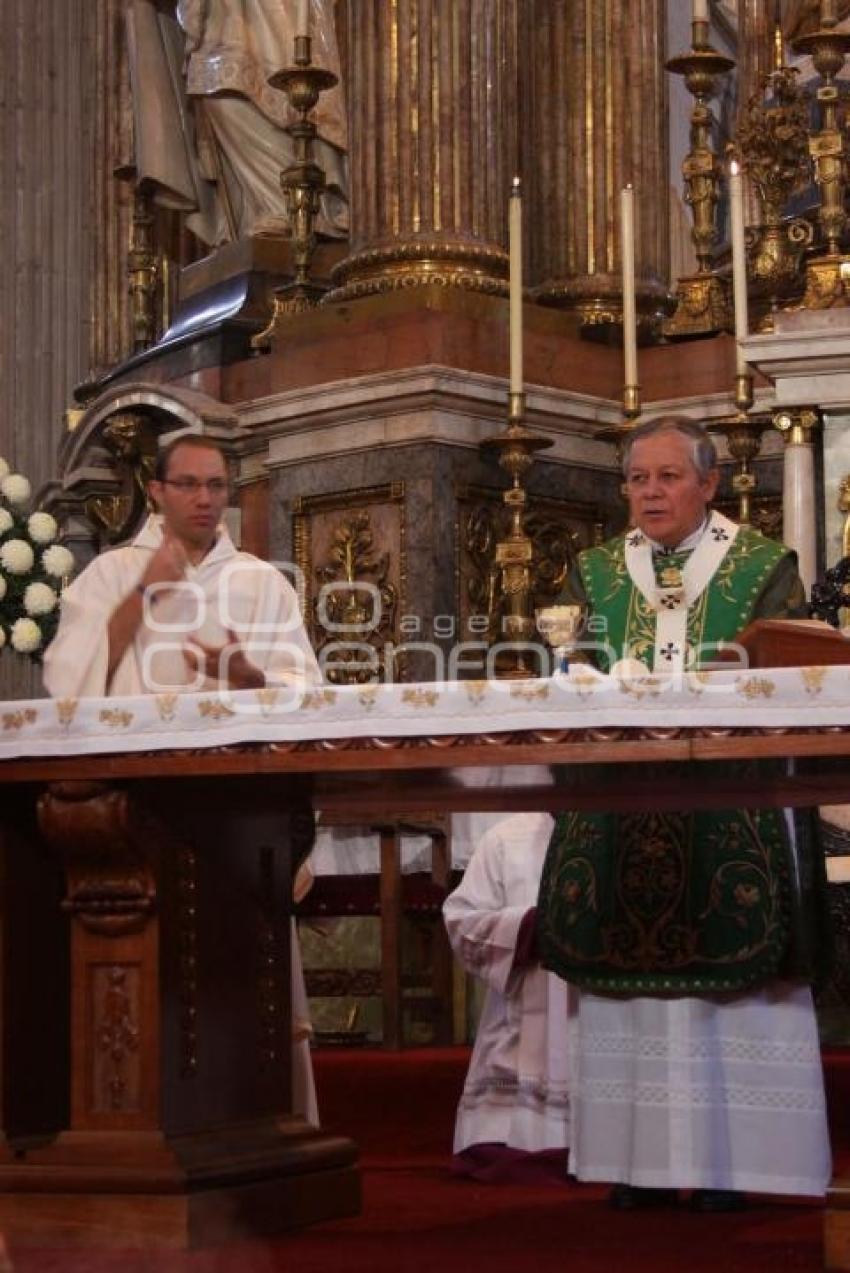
86,413,158,546
311,508,399,685
800,666,828,695
736,676,777,699
1,708,37,731
56,698,78,727
99,708,134,728
509,682,550,702
302,689,338,710
401,688,439,709
155,693,179,722
197,699,236,720
255,687,281,716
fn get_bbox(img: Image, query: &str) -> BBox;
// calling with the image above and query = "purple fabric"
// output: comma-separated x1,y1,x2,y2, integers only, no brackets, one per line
451,1143,570,1186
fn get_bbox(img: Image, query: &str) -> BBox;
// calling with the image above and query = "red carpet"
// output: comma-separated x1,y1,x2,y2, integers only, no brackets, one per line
9,1046,850,1272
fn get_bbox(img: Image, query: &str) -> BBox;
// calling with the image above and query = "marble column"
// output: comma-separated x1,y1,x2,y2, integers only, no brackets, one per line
530,0,670,329
774,408,819,597
329,0,523,300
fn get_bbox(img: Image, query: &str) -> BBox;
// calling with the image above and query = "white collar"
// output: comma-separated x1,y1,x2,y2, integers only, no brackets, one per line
130,513,235,567
624,510,739,672
644,516,710,556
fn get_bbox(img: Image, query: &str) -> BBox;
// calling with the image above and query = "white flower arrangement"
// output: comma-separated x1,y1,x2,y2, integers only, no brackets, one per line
0,458,74,660
1,475,32,507
0,540,34,575
27,512,57,544
23,582,58,616
41,544,75,579
11,618,41,653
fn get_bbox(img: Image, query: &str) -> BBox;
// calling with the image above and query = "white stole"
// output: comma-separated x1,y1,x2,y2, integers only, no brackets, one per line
623,510,739,673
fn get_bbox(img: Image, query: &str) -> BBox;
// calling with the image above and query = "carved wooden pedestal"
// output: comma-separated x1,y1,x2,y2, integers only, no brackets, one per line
0,777,359,1249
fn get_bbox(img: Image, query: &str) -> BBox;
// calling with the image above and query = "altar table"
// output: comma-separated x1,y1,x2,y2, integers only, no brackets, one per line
0,668,849,1253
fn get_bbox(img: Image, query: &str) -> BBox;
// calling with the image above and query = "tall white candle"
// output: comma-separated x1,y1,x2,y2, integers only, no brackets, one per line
729,159,749,378
692,0,709,21
297,0,310,39
620,185,638,389
509,176,523,396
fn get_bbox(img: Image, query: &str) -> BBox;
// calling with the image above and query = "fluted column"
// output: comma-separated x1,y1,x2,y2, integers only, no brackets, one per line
0,0,133,698
531,0,669,328
329,0,522,300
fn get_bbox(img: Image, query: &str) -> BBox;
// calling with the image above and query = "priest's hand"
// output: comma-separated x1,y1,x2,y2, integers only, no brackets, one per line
140,532,189,595
183,628,265,690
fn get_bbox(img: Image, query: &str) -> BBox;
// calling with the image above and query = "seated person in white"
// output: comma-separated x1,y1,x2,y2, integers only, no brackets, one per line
443,811,574,1179
44,434,322,1124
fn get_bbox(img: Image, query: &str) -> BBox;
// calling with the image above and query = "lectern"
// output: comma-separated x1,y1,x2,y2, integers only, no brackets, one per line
0,774,359,1249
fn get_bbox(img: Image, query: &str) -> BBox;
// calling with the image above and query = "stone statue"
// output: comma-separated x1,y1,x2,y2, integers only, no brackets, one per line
126,0,348,246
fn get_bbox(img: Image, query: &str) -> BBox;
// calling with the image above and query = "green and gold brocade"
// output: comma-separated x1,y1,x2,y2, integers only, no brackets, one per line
537,526,809,994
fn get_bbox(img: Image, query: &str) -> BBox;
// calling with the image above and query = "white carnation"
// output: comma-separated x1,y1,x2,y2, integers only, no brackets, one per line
41,544,74,578
24,582,58,616
0,539,34,575
0,459,10,482
1,475,31,507
0,575,7,601
0,510,13,536
0,627,7,650
27,512,57,544
11,618,41,653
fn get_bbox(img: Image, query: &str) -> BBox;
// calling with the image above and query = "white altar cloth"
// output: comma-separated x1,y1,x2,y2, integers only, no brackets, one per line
0,665,848,760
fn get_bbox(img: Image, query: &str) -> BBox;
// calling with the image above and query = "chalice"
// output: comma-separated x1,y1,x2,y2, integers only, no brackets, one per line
535,604,586,675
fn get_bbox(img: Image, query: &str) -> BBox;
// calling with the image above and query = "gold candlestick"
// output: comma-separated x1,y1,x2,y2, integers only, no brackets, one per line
482,393,553,679
791,19,850,308
252,35,338,351
663,32,735,338
709,375,770,527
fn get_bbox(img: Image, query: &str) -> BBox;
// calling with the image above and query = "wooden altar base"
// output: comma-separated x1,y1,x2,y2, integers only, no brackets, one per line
0,1123,359,1248
0,776,360,1249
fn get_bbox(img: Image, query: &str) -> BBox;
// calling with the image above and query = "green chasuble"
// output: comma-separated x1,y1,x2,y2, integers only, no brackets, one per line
537,524,814,995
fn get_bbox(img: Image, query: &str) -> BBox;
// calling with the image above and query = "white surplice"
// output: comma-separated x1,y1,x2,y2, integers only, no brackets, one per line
43,514,321,698
569,986,831,1196
444,812,574,1153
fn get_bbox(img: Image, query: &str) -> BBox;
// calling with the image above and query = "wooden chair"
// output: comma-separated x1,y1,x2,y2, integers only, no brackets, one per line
297,813,458,1049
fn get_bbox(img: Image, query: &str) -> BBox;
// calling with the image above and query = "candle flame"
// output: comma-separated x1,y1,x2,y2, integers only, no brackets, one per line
730,158,739,176
511,175,521,195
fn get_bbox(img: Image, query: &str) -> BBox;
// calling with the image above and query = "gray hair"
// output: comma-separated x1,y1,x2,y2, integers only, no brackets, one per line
621,415,718,481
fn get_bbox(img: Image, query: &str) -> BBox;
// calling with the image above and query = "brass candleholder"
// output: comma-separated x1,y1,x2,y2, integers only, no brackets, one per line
252,35,338,351
594,385,642,453
482,392,553,678
663,21,734,338
709,374,771,526
791,16,850,309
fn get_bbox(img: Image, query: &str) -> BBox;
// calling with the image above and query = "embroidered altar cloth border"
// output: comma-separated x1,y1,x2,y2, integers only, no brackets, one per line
0,665,847,760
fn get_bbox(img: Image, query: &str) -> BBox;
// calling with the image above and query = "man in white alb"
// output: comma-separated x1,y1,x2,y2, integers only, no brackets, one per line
444,811,572,1174
44,433,322,1123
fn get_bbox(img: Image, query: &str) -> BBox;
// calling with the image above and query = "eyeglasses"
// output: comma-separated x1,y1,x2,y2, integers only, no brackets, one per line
160,478,229,496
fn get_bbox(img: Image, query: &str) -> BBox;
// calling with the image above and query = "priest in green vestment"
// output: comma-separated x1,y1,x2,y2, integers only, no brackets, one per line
536,416,831,1211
